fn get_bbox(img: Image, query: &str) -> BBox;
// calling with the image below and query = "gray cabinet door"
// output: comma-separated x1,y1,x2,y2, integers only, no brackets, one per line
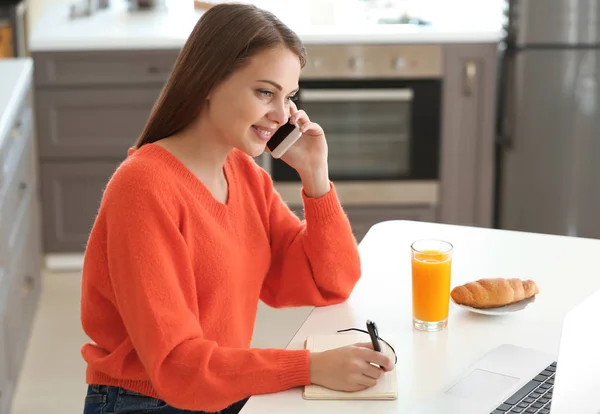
2,204,41,387
19,204,42,349
35,88,162,158
40,161,121,253
439,44,498,228
0,196,41,412
33,50,179,86
0,133,35,261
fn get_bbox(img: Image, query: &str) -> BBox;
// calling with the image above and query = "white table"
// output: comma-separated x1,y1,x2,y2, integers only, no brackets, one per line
240,220,600,413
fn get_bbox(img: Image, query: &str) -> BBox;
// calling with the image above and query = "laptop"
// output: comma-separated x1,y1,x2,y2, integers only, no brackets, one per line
408,288,600,414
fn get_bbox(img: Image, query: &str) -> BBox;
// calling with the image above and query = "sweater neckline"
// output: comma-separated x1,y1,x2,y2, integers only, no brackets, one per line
133,143,236,220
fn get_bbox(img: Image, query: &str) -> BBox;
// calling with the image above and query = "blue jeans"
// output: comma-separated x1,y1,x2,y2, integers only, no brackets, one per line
83,385,249,414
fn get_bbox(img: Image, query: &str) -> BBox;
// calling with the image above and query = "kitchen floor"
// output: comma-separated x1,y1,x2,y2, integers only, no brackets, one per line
10,264,312,414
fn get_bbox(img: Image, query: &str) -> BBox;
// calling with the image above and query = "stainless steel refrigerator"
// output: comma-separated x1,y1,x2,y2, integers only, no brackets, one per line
496,0,600,238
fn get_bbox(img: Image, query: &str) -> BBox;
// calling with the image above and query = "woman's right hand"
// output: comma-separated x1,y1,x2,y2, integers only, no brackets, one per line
308,343,395,392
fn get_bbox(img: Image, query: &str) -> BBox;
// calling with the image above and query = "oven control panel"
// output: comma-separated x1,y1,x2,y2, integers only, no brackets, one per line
300,44,442,79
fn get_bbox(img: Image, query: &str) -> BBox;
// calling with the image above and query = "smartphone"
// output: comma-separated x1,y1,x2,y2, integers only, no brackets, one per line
266,120,303,159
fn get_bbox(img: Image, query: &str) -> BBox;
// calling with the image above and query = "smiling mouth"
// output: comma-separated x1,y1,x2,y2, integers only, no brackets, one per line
252,126,274,141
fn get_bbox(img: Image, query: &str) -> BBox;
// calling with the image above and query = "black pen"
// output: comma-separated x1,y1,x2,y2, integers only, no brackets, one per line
366,319,383,360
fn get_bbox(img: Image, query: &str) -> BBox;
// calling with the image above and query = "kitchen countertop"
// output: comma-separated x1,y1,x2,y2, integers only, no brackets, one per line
29,0,505,52
0,58,32,149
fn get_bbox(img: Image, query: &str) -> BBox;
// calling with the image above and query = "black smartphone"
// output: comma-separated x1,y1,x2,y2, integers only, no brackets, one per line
266,120,302,159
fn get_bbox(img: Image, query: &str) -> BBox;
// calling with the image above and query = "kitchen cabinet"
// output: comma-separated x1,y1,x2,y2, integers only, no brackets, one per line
33,49,179,86
0,58,43,414
39,161,121,252
35,88,163,158
439,43,498,228
4,204,41,381
32,42,498,252
1,200,41,414
32,49,175,253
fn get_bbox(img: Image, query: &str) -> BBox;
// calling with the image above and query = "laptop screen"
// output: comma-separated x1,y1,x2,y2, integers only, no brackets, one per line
551,289,600,414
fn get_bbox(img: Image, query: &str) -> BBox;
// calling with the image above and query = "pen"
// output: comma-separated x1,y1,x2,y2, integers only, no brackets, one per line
366,319,382,352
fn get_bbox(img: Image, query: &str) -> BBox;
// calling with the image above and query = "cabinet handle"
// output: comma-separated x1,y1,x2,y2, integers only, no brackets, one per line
22,275,35,296
501,50,517,150
147,66,162,74
463,60,478,97
348,56,364,72
11,120,22,139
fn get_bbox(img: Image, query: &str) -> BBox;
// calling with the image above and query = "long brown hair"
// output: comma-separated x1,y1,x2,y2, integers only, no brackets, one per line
135,3,306,148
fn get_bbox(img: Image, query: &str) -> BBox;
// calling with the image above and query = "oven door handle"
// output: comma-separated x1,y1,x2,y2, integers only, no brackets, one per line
300,89,414,102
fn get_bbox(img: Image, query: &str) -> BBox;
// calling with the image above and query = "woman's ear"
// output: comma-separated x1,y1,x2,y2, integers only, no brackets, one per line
206,85,215,101
197,101,208,118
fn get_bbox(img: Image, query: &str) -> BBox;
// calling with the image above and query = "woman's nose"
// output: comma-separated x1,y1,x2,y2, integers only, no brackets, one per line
267,102,289,126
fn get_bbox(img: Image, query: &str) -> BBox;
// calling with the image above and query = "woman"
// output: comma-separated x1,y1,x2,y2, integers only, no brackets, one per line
80,3,393,414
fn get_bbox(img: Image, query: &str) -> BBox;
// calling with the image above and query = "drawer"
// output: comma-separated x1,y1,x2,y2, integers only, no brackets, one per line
35,87,162,158
40,160,121,253
3,203,41,385
0,101,32,193
3,220,26,383
0,134,34,263
33,50,179,86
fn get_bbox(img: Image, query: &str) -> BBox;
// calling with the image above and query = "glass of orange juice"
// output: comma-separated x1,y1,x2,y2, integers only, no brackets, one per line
411,239,453,332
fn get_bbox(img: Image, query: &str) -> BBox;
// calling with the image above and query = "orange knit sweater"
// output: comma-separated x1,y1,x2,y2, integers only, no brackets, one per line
80,144,361,411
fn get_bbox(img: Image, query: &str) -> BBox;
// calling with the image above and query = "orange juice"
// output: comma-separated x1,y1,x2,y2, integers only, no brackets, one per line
411,240,453,330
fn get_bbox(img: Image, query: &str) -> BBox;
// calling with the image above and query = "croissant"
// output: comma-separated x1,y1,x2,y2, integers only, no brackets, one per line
451,278,539,309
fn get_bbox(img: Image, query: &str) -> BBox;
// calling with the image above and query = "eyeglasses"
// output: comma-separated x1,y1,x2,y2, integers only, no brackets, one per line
336,326,398,364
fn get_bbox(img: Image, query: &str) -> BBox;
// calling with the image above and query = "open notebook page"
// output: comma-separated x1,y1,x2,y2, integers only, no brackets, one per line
303,332,398,400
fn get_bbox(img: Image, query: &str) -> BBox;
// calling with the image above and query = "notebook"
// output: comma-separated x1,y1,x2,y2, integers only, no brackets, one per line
303,332,398,400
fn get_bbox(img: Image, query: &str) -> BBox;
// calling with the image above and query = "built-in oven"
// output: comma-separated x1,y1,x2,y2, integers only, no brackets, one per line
264,44,443,209
274,79,440,181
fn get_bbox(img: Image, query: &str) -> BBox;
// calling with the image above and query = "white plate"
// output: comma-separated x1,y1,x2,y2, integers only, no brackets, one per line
452,295,537,315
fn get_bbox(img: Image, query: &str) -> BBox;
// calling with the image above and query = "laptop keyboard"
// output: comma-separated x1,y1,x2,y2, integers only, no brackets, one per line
491,362,557,414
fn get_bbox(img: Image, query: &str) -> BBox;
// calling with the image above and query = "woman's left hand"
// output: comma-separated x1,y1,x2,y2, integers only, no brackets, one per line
278,100,329,178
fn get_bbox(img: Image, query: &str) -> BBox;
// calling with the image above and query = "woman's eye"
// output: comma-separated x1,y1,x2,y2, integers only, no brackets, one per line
287,95,298,102
259,90,273,98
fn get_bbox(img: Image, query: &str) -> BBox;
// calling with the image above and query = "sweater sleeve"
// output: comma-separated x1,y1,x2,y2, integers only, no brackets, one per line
258,170,362,308
101,173,310,412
